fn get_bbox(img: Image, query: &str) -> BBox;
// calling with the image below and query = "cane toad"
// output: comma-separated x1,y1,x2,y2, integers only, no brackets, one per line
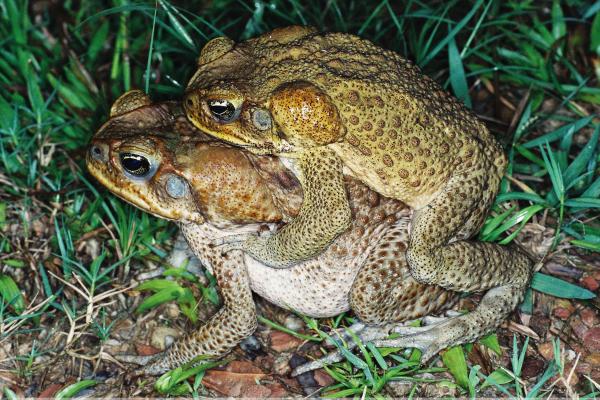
183,27,533,306
87,90,531,376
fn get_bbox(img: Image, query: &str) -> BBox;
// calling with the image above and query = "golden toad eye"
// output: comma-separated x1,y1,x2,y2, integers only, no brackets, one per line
119,152,151,177
207,99,239,122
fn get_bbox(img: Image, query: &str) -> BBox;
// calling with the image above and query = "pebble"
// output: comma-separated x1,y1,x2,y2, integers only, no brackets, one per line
580,276,599,292
520,357,545,380
164,303,180,319
270,331,304,352
272,354,292,375
284,315,304,331
537,341,554,361
313,369,335,387
570,316,589,340
584,353,600,366
240,335,261,353
553,307,572,320
150,326,181,350
583,327,600,352
580,307,599,327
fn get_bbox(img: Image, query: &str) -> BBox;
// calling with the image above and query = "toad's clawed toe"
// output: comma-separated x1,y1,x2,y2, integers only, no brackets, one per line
211,234,252,247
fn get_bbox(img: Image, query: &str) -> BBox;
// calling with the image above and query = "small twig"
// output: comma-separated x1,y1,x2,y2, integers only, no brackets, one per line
74,225,113,246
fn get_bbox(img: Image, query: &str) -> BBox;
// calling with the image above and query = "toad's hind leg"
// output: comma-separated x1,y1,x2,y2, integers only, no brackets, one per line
349,225,457,324
293,220,531,376
406,159,533,295
373,281,530,361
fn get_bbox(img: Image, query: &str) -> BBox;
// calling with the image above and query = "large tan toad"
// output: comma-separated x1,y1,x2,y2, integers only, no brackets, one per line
183,26,533,309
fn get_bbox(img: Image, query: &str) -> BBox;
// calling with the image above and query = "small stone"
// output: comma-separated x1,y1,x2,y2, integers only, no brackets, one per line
521,356,545,379
553,299,575,319
284,315,304,331
554,307,572,320
422,380,458,398
272,354,292,375
571,316,589,340
103,339,120,347
538,341,555,361
383,381,413,398
585,353,600,366
240,335,261,353
313,369,335,387
31,219,45,237
580,308,599,327
150,326,181,350
529,315,551,337
581,276,599,292
135,343,161,356
565,349,577,362
270,331,304,352
164,303,180,319
112,319,135,340
583,327,600,352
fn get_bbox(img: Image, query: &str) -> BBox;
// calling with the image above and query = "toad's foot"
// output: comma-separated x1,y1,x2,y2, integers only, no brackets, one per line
292,321,412,377
212,233,257,253
293,281,525,376
212,233,281,266
119,226,259,377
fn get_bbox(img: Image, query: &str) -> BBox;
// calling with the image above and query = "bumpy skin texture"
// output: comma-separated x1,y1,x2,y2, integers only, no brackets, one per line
88,93,458,375
87,93,532,376
183,26,533,304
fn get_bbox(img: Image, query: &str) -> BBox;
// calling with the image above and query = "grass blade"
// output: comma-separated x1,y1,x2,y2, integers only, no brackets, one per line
55,380,97,400
531,272,596,299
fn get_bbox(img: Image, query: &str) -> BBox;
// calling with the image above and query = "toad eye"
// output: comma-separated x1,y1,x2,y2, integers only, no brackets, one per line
119,152,151,177
207,99,239,122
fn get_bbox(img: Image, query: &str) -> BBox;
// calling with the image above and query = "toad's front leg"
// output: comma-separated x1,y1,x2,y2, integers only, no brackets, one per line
121,248,257,376
222,147,352,268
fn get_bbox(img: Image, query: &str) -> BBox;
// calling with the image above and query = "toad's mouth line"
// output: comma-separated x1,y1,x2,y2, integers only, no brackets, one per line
189,124,287,154
87,157,207,225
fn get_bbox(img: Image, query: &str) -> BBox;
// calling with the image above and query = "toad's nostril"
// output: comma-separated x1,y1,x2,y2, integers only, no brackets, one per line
90,145,104,161
185,97,194,107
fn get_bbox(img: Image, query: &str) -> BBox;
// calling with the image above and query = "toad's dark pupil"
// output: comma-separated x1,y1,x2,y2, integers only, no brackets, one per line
120,153,150,176
208,100,235,121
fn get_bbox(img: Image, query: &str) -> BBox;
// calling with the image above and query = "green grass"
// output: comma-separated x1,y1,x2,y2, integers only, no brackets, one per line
0,0,599,397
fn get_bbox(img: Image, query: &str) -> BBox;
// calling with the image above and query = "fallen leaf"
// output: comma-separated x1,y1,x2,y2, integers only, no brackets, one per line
202,360,289,397
135,343,162,356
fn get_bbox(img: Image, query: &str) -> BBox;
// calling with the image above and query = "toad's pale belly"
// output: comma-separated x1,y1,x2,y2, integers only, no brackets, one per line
187,208,411,318
244,249,364,317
